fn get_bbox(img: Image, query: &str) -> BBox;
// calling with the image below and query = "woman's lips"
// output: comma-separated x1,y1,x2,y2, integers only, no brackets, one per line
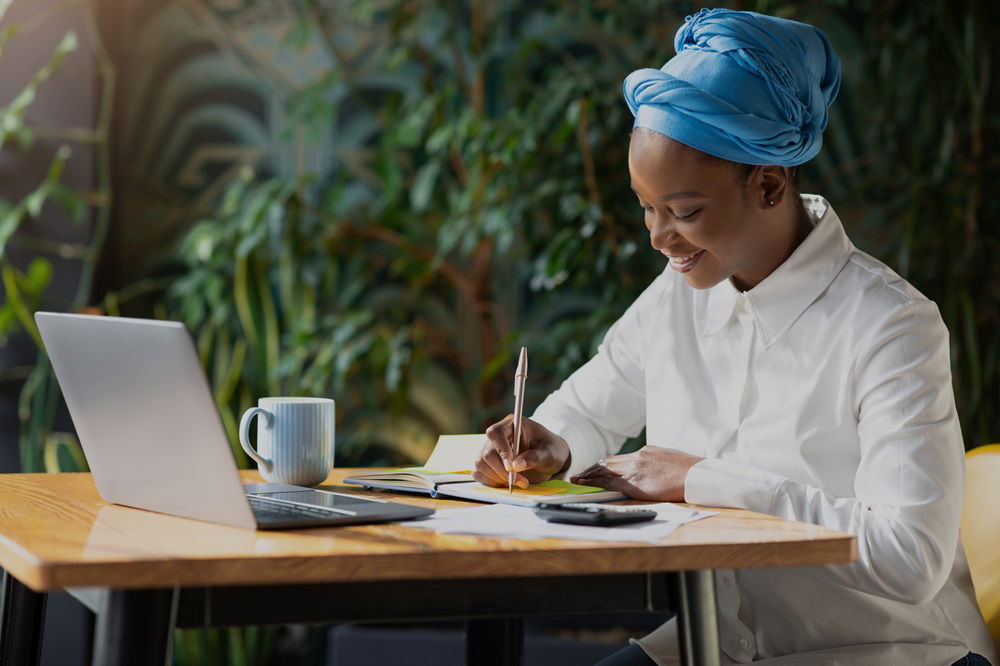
667,249,705,272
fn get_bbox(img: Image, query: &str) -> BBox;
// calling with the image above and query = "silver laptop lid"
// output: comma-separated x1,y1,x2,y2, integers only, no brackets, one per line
36,312,256,529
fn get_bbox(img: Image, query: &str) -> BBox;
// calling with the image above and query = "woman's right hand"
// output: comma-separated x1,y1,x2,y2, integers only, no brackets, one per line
473,415,571,488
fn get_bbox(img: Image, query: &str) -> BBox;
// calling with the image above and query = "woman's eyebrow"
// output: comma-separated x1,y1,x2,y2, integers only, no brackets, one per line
629,186,705,202
659,190,705,202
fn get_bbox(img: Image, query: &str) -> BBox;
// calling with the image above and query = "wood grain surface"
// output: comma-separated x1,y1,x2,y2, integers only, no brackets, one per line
0,470,856,591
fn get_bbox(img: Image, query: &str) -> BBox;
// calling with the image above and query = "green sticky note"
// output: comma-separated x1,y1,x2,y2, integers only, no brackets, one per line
534,479,605,494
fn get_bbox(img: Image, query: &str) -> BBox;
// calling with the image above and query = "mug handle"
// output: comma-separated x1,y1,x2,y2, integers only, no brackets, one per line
239,407,274,473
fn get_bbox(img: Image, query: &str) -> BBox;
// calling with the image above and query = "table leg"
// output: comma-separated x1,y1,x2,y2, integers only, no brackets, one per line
465,617,523,666
675,570,720,666
92,588,176,666
0,568,47,666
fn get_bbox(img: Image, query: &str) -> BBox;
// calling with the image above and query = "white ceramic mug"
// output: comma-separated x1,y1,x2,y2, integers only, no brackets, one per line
239,397,335,486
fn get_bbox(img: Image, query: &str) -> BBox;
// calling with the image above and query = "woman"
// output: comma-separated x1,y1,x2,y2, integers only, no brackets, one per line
472,9,996,666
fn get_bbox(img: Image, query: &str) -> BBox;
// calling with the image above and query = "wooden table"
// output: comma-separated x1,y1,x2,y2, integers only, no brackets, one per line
0,469,855,666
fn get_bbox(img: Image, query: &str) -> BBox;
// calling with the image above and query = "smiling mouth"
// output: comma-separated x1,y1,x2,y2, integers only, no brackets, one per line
665,249,705,272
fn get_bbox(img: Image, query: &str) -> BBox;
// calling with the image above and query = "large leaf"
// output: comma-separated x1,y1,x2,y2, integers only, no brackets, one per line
0,146,73,256
0,30,78,152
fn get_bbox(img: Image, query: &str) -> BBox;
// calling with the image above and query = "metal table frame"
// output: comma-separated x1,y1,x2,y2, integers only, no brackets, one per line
1,567,719,666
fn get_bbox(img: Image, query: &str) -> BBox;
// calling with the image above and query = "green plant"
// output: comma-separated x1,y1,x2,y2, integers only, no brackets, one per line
0,0,114,473
805,0,998,446
154,0,996,475
152,1,687,469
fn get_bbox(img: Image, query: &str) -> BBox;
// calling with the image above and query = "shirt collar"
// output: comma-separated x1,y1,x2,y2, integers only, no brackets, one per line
701,195,853,346
702,271,741,337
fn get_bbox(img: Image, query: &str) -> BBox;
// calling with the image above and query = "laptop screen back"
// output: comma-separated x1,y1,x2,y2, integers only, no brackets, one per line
36,313,256,529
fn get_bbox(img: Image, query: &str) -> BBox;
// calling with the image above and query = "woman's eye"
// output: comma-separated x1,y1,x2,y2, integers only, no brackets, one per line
639,204,654,213
675,208,703,221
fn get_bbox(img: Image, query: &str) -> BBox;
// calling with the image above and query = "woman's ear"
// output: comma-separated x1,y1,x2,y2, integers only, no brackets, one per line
758,166,789,209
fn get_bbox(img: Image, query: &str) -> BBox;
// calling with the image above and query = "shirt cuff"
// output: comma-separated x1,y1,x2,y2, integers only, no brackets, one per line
684,457,785,513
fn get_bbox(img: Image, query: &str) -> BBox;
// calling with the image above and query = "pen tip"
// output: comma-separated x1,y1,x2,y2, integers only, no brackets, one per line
516,347,527,376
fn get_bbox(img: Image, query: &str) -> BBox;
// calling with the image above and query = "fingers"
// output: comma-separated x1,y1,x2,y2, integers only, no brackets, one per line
485,416,515,460
570,473,615,490
477,415,558,489
572,456,628,492
510,447,541,473
570,455,648,499
581,474,631,497
485,415,513,440
570,463,623,490
486,414,534,473
505,449,549,485
572,455,614,480
474,444,508,487
472,460,528,488
477,419,528,488
573,462,604,480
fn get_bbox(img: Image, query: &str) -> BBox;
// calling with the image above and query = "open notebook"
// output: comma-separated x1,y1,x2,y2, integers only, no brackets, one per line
343,435,626,508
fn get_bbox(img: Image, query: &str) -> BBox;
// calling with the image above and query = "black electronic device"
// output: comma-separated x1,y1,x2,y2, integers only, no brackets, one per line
533,503,657,527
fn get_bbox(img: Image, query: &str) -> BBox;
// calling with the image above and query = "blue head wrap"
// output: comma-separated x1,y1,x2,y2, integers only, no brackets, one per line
623,8,841,166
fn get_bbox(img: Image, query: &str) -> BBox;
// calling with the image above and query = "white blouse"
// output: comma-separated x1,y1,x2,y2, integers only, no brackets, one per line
532,195,996,665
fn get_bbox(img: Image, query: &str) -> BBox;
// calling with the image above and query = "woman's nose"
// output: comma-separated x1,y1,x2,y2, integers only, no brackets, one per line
648,215,677,252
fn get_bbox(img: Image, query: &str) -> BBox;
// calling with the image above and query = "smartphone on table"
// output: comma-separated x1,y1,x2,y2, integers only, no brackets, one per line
533,503,657,527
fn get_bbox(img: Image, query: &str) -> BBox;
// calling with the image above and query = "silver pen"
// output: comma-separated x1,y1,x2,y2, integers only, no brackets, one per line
509,346,527,494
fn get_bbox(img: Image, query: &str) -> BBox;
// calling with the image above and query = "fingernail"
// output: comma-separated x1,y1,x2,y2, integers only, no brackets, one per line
503,460,511,471
517,479,529,488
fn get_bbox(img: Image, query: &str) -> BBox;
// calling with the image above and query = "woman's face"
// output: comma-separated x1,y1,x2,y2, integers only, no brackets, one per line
628,129,779,291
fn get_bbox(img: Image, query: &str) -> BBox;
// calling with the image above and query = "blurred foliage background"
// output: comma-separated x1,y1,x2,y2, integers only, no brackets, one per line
1,0,997,473
0,0,996,663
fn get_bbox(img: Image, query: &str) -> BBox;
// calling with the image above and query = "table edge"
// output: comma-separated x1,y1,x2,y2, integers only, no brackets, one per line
9,534,857,592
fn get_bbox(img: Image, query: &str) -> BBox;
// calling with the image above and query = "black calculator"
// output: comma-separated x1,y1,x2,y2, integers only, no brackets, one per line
533,503,657,527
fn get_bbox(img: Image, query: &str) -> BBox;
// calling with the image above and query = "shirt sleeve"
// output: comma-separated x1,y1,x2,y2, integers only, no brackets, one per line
684,300,964,605
531,271,670,479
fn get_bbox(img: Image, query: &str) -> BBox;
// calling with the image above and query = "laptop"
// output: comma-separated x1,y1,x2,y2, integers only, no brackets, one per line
35,312,434,530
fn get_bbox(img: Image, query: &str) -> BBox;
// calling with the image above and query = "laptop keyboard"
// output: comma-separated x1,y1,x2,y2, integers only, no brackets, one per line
247,495,346,521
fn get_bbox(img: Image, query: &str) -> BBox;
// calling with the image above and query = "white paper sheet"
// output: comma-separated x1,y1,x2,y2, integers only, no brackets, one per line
423,434,486,472
401,502,717,543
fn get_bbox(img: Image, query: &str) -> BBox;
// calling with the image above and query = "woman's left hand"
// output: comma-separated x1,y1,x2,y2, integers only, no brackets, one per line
570,446,704,502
